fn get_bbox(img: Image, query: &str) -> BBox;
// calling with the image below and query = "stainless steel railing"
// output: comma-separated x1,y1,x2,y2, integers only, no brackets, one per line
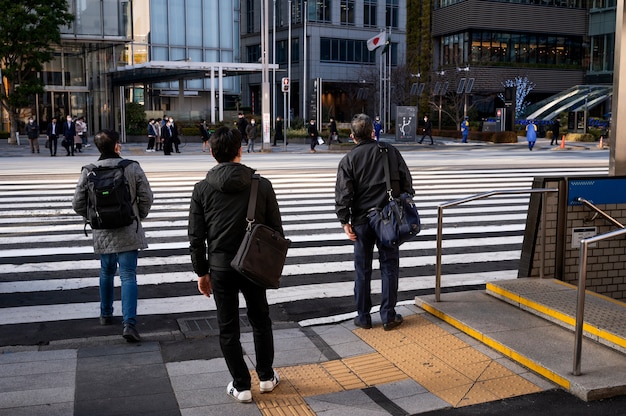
435,188,559,302
573,198,626,376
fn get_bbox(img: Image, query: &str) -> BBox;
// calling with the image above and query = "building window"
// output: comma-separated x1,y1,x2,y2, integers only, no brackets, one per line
436,0,587,8
364,1,377,27
444,31,583,67
590,33,615,72
386,0,399,28
341,0,355,25
247,44,261,63
277,38,300,64
309,0,331,22
320,37,375,64
246,0,255,33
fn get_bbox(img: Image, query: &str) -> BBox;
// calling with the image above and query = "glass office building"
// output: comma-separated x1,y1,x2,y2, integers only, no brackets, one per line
21,0,241,136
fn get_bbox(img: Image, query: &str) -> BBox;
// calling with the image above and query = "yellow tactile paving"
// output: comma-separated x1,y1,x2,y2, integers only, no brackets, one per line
355,314,542,406
341,353,408,386
279,364,343,396
251,313,543,415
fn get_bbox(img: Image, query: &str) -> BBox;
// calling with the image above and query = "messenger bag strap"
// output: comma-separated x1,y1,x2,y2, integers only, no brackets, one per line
245,174,260,231
380,145,393,201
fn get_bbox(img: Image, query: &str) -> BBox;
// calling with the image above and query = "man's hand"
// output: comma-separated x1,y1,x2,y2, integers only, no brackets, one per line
197,274,212,297
343,223,357,241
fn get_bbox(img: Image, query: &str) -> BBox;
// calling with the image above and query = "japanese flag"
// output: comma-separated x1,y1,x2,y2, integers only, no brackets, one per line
366,32,387,52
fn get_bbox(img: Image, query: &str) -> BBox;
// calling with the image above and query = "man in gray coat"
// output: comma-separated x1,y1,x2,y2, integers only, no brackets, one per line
72,130,154,342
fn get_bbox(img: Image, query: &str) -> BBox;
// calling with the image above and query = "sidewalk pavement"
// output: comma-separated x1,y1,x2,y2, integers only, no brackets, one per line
0,134,607,158
0,303,558,416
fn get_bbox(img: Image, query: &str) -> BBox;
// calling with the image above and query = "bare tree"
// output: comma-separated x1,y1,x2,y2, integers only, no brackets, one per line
498,76,536,118
0,0,74,143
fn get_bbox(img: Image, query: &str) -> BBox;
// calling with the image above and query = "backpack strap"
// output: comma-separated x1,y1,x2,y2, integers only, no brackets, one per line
117,159,139,233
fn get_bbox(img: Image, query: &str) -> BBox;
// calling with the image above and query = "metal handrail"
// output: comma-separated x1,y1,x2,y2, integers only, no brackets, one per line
577,197,625,228
573,218,626,376
435,188,559,301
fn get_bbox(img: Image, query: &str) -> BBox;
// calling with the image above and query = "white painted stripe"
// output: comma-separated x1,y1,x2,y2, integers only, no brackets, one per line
0,250,520,280
0,270,517,325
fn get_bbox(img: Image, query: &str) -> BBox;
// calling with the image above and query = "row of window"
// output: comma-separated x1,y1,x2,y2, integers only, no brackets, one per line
436,0,587,9
441,31,584,67
245,37,395,65
245,0,399,33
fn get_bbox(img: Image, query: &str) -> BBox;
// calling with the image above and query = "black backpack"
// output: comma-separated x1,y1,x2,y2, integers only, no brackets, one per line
82,159,138,234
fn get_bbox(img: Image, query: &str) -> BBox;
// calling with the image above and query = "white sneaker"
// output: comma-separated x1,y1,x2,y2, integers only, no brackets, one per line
259,370,280,393
226,381,252,403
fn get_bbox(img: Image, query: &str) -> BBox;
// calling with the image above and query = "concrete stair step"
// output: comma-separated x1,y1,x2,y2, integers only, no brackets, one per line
415,290,626,401
487,278,626,355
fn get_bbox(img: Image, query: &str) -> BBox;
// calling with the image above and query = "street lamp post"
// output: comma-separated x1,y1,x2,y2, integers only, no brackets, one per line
261,0,271,151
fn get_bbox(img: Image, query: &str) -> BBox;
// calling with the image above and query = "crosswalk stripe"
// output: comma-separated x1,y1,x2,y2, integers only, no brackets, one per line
0,166,607,328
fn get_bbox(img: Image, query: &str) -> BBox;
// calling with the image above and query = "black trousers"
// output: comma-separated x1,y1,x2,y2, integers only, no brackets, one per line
211,269,275,391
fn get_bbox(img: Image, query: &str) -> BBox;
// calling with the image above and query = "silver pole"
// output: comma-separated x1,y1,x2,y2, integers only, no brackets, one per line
272,0,276,130
287,0,292,128
303,1,307,122
435,205,444,302
573,240,589,376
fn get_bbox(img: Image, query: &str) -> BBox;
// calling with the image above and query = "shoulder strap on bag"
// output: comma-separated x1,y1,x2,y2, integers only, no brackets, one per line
245,174,260,231
378,143,393,201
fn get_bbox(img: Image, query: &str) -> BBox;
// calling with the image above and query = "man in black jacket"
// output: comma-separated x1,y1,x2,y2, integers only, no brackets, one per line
335,114,414,331
188,127,283,404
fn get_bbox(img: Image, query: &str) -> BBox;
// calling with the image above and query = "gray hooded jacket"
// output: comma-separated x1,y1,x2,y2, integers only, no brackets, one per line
72,156,153,254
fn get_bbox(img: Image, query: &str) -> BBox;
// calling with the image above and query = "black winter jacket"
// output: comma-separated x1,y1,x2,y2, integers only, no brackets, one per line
188,162,283,276
335,139,413,225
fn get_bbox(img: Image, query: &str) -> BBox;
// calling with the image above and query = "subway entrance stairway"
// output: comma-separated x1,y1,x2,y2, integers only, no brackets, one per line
415,277,626,402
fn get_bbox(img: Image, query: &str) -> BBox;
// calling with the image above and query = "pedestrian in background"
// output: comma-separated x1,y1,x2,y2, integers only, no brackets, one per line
373,116,383,141
154,118,163,151
308,118,319,153
163,119,174,155
551,117,561,146
246,118,258,153
526,120,538,151
199,119,210,152
47,117,60,157
461,116,469,143
273,116,284,146
77,117,88,148
170,117,181,153
329,117,341,143
419,115,433,145
63,115,76,156
189,127,283,403
25,116,40,154
72,129,154,342
335,113,414,331
237,112,248,145
146,119,157,152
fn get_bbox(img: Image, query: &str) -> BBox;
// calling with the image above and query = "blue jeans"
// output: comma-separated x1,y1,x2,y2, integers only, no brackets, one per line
353,223,400,326
99,250,139,326
211,269,274,391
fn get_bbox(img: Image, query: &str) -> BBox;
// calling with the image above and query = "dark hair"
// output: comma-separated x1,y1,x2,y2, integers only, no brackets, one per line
94,129,119,154
351,113,373,140
210,127,241,163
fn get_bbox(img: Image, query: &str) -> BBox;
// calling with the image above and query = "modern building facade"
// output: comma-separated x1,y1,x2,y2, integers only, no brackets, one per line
20,0,245,137
431,0,615,120
240,0,407,125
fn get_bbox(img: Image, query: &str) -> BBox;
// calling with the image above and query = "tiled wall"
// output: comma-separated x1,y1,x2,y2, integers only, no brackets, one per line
527,178,626,300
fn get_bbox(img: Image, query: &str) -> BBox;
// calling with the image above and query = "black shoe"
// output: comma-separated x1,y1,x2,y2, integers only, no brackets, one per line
123,324,141,343
418,141,423,144
383,314,403,331
99,315,112,326
353,316,372,329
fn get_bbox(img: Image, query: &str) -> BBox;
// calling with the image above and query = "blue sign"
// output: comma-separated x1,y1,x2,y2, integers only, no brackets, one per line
568,177,626,206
